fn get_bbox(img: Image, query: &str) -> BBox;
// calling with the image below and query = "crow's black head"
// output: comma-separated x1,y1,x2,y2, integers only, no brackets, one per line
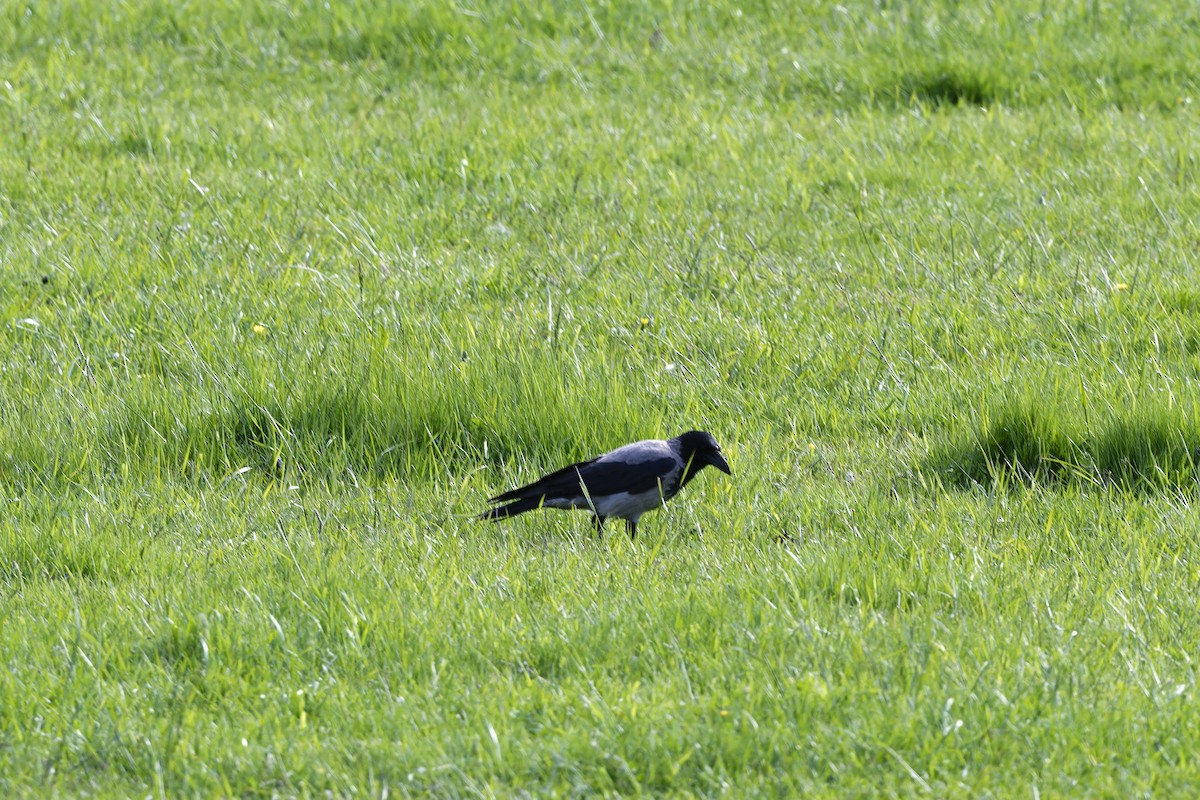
676,430,731,488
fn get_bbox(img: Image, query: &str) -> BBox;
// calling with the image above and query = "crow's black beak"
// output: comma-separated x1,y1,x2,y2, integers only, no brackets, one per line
709,451,731,475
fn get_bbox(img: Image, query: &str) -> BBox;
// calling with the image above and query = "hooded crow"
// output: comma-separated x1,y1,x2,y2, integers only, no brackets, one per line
478,430,731,537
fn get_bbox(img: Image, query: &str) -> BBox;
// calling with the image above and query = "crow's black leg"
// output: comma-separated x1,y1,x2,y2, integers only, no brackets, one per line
626,519,637,539
593,515,606,534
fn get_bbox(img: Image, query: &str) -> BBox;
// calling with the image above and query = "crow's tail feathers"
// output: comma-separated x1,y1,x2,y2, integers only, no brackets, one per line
477,497,542,522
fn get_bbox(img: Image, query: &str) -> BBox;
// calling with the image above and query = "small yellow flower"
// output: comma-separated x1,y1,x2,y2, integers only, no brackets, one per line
252,323,268,336
1113,282,1128,291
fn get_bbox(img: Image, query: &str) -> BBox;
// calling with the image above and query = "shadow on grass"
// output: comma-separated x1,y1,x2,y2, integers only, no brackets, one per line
0,528,137,585
930,405,1200,493
0,389,547,491
112,388,526,483
897,68,996,107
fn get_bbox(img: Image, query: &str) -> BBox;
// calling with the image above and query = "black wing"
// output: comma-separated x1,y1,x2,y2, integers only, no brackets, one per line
488,456,678,504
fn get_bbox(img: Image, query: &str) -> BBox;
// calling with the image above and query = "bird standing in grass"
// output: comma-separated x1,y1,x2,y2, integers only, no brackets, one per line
478,430,731,537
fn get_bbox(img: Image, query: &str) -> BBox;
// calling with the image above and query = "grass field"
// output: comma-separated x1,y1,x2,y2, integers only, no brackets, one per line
3,0,1200,796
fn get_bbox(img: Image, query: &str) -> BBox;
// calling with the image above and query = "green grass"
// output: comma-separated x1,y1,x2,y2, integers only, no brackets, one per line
3,0,1200,795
